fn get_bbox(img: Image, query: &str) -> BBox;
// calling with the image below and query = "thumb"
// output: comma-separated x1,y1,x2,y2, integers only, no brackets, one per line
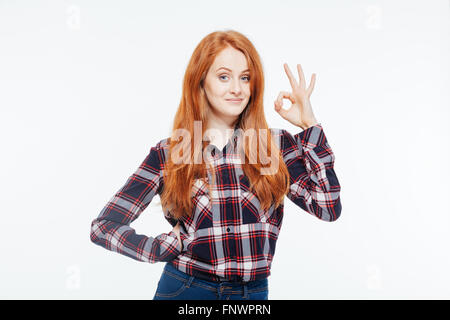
274,100,288,119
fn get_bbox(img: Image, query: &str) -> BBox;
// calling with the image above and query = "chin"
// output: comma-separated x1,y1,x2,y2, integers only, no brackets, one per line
212,104,246,118
224,109,244,116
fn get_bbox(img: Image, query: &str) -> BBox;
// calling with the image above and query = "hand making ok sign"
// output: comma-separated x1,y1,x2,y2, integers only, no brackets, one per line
274,63,319,130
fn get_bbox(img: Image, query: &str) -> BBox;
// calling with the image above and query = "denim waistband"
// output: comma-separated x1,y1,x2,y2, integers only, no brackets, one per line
163,262,268,289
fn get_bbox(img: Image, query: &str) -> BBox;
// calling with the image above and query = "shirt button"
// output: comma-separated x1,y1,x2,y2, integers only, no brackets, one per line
226,227,230,232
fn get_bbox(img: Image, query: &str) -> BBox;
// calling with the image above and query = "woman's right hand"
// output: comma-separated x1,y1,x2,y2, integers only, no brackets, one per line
172,221,183,251
274,63,318,130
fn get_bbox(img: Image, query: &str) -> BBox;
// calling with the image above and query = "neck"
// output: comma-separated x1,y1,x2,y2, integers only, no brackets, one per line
204,111,239,146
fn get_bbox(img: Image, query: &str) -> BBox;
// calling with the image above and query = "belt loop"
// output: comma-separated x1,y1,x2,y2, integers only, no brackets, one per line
186,276,194,288
217,282,224,300
243,282,248,299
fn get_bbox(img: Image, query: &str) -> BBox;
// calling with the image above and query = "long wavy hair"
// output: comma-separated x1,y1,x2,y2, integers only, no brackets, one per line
160,29,291,220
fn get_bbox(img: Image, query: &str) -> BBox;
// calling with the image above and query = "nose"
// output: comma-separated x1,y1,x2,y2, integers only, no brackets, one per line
230,78,242,95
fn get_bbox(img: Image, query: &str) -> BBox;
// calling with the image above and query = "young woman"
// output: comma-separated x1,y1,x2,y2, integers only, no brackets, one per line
90,30,342,300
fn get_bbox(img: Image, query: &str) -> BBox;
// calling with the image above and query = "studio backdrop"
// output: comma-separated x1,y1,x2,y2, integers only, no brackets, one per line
0,0,449,299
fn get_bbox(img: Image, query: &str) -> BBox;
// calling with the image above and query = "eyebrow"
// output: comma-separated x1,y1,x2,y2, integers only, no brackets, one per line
216,67,250,73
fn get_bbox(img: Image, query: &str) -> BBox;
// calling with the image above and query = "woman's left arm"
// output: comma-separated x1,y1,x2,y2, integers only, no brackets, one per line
280,124,342,221
274,63,342,221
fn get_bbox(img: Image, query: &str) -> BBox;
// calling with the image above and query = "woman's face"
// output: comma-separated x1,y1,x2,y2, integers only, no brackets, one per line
203,46,251,125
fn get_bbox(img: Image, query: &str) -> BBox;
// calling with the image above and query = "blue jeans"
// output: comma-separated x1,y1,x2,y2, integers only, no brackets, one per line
153,262,269,300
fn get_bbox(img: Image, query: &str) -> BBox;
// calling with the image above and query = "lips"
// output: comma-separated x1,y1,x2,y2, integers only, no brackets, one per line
226,99,243,102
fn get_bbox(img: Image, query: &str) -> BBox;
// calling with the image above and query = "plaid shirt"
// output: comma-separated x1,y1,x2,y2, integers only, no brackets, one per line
90,123,342,282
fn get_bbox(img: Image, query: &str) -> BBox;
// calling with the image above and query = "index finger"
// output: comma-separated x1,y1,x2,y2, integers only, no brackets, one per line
283,63,298,89
297,64,306,88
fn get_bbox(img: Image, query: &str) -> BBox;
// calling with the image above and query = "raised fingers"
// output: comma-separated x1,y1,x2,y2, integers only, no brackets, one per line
297,64,306,89
283,63,298,89
307,73,316,96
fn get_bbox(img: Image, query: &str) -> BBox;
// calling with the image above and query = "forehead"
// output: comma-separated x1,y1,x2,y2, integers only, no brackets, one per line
211,46,248,71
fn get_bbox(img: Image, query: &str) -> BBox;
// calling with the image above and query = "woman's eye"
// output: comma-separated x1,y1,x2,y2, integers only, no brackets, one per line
219,75,250,81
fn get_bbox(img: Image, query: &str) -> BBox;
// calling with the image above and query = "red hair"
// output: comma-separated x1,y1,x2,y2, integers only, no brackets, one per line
160,29,290,220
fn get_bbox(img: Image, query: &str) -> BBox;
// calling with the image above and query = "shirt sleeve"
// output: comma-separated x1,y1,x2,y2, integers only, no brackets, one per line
90,140,183,263
281,123,342,221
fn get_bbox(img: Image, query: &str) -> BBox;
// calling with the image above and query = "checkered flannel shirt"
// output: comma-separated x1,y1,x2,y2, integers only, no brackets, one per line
90,123,342,282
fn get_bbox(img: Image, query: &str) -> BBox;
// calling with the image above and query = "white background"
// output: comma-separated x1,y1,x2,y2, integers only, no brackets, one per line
0,0,449,299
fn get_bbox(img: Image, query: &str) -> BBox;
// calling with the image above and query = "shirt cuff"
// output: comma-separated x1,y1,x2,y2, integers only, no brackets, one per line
166,230,191,253
165,230,183,254
294,122,325,152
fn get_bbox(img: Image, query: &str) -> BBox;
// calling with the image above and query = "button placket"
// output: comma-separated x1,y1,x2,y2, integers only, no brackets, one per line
226,225,236,259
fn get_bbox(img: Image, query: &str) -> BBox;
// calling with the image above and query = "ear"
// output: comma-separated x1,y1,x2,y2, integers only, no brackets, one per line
200,77,205,89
